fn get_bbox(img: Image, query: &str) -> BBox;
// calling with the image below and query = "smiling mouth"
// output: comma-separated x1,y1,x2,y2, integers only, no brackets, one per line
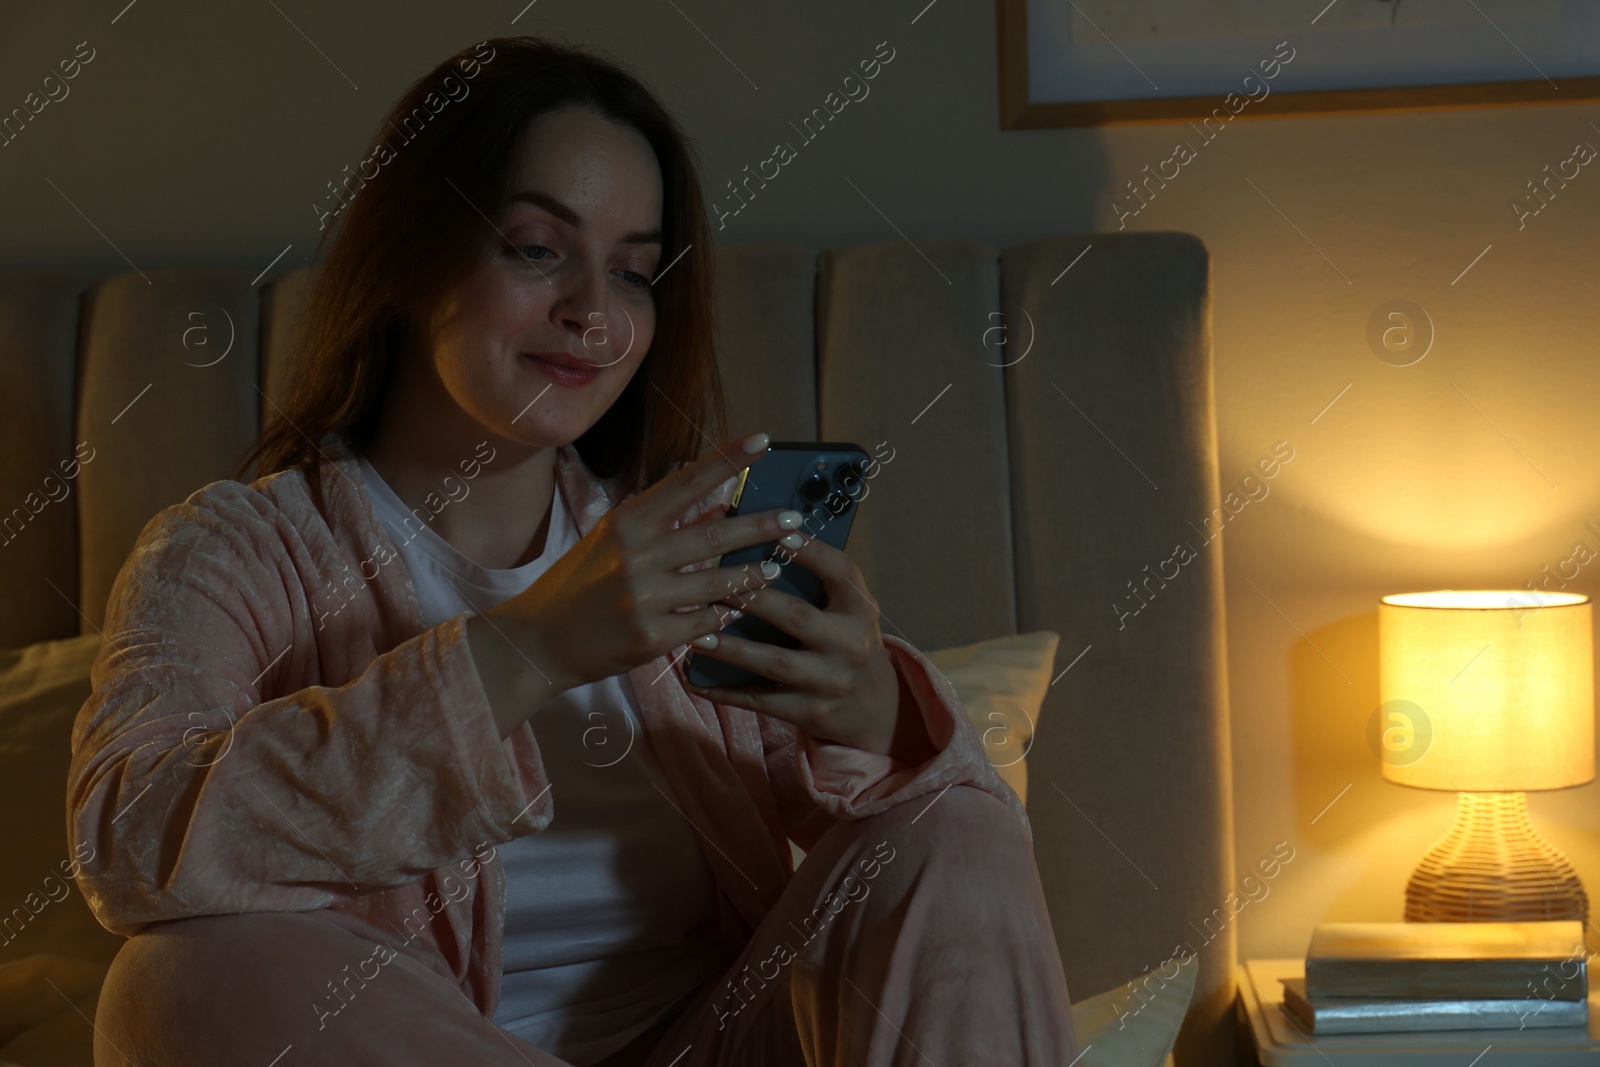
521,353,600,386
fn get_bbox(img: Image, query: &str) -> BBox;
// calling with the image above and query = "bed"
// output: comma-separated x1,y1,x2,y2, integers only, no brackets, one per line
0,231,1233,1065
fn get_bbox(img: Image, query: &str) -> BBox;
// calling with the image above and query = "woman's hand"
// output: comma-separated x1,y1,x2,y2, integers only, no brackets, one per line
682,531,927,762
479,431,798,710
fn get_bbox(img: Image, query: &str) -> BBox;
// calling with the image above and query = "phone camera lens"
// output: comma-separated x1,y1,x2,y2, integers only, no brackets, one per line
800,475,829,504
832,461,866,497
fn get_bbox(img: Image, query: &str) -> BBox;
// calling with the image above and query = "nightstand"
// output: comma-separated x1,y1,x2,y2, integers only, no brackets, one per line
1236,959,1600,1065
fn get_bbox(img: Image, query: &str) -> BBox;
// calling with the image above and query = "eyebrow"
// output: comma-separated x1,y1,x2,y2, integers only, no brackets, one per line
508,189,662,245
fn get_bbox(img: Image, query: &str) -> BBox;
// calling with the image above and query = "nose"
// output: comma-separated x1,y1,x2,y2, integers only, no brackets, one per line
547,261,613,349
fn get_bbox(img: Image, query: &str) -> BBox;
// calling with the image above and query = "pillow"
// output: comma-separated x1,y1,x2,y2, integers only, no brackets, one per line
923,630,1060,809
0,632,120,964
1068,949,1199,1067
0,953,106,1052
0,632,126,1062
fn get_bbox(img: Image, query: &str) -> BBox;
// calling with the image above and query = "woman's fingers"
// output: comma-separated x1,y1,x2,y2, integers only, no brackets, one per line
676,557,781,613
683,672,831,733
696,612,832,681
770,530,876,620
625,431,768,532
716,580,833,657
654,502,802,574
659,602,777,669
689,538,871,678
681,589,847,736
675,532,869,630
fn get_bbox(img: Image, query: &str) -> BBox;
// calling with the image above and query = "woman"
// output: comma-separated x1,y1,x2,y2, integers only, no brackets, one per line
69,35,1079,1067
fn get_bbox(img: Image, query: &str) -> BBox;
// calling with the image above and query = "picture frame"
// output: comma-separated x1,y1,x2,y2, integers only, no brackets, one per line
997,0,1600,128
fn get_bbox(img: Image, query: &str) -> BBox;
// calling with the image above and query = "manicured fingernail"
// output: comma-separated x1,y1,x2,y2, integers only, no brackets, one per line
741,432,770,454
779,532,803,551
692,633,719,650
724,607,744,622
776,509,803,530
760,560,782,580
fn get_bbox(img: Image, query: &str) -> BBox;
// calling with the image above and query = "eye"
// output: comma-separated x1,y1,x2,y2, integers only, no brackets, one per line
509,244,556,267
618,268,651,287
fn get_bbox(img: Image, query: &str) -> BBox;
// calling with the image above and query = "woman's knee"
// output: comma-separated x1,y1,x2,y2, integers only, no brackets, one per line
95,910,567,1067
96,910,389,1065
802,784,1034,910
783,786,1050,981
857,783,1030,866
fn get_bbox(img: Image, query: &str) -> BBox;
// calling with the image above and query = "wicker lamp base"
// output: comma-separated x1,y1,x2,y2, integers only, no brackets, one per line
1405,791,1589,923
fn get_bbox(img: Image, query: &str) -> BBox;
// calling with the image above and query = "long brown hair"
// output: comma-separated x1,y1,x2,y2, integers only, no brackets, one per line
231,35,725,498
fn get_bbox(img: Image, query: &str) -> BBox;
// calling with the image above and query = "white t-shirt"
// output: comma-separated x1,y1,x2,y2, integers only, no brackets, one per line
356,454,731,1066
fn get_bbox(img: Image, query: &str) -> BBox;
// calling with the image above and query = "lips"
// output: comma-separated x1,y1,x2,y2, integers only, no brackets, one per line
521,351,599,388
524,351,599,370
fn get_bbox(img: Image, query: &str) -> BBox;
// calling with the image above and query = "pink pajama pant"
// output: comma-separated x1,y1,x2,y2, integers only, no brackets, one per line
94,784,1079,1066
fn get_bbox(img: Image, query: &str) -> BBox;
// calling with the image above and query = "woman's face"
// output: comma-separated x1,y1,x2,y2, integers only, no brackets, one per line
417,104,664,450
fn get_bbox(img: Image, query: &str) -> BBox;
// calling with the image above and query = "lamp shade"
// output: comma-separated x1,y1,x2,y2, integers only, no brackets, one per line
1378,590,1594,792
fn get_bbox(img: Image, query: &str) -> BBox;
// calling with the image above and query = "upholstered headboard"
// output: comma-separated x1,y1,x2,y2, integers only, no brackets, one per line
0,232,1236,1065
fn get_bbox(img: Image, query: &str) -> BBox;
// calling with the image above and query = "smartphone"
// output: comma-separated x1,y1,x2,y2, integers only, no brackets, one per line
684,441,873,689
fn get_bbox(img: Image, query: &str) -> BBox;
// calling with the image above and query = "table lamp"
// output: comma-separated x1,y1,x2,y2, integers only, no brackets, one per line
1378,589,1593,923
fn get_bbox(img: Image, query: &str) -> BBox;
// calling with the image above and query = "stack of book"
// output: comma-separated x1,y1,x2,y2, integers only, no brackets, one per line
1280,921,1590,1035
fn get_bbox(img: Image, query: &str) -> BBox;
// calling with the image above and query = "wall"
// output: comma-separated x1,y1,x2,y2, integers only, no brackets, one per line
4,0,1599,977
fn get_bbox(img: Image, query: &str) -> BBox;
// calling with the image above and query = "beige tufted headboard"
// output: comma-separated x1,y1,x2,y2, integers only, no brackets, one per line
0,231,1236,1065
